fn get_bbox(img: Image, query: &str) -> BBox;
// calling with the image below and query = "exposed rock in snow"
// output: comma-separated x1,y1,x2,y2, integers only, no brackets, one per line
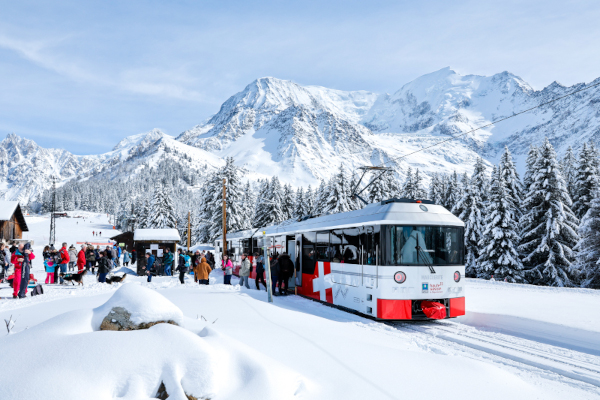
99,306,178,331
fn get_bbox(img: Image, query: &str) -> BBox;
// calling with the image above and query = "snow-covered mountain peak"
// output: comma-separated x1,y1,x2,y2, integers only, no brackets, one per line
112,128,169,152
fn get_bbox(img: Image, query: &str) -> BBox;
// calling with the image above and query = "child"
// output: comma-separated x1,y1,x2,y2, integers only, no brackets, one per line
45,255,56,284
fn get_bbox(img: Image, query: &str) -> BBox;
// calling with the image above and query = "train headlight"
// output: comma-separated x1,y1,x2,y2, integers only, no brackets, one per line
454,271,461,282
394,271,406,284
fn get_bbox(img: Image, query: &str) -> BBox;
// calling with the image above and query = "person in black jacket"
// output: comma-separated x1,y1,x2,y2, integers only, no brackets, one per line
270,256,280,296
97,251,111,283
254,253,266,291
131,249,137,265
175,248,188,284
277,253,294,295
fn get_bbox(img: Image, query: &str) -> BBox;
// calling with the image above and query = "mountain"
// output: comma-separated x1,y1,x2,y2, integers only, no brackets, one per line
0,130,223,204
2,68,600,204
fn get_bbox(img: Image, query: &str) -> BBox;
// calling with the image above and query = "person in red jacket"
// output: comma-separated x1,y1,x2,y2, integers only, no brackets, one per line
58,242,70,284
11,243,35,298
77,245,86,273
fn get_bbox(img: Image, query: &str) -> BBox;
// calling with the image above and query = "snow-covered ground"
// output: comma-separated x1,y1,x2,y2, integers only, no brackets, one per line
1,212,600,399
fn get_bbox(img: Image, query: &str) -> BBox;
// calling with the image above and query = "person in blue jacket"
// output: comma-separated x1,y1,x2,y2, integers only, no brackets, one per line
162,247,174,276
144,252,155,282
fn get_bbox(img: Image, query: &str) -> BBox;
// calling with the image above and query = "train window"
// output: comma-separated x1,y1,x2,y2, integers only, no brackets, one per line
385,226,464,266
342,228,360,264
242,239,250,255
302,232,316,275
360,227,379,265
330,230,344,263
316,232,330,261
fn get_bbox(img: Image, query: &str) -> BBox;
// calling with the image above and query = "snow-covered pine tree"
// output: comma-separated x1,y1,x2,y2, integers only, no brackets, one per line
453,168,485,277
147,187,178,229
314,180,328,215
324,167,352,214
241,181,255,229
575,194,600,288
560,146,578,201
294,187,308,218
402,168,427,199
428,173,444,205
519,139,580,287
572,142,599,220
305,185,315,215
499,146,523,218
443,171,461,213
522,145,539,193
282,184,295,220
253,179,270,228
471,158,490,202
207,158,246,240
367,171,389,204
478,165,524,282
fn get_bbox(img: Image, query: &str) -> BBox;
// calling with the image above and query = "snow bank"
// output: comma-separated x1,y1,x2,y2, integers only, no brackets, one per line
92,283,183,329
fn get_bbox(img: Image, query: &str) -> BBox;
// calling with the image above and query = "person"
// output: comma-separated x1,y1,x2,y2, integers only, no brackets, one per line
143,252,155,283
192,250,201,282
0,242,7,279
221,255,233,285
99,231,102,236
68,244,77,272
11,243,35,298
277,253,294,296
206,252,215,270
58,242,70,284
9,241,17,255
195,256,211,285
94,246,101,273
2,242,11,278
131,249,137,265
254,253,266,290
86,245,96,273
163,247,173,277
122,250,130,266
92,231,95,236
77,245,86,273
115,245,122,266
43,246,55,284
97,251,111,283
239,253,251,289
270,255,280,295
111,246,118,268
175,249,188,284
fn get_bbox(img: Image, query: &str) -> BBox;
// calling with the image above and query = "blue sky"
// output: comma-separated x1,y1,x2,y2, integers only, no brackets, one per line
1,0,599,154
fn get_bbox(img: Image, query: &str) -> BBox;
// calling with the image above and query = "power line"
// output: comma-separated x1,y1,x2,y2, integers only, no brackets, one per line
372,79,600,168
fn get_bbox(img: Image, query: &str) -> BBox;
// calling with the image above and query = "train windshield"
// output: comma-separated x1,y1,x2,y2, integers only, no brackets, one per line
385,226,464,266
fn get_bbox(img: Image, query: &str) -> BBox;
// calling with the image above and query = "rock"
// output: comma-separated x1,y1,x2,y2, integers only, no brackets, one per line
156,381,205,400
99,307,178,331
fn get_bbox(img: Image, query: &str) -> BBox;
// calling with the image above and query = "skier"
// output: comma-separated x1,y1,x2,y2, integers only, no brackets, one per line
11,243,35,298
162,247,173,276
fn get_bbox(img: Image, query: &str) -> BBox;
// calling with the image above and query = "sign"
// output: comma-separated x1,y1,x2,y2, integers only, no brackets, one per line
429,282,444,294
421,283,429,293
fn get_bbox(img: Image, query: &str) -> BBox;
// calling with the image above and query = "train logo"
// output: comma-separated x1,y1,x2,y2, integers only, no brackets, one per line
422,283,429,293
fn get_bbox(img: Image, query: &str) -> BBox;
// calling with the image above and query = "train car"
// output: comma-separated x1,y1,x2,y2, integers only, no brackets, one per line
215,198,466,320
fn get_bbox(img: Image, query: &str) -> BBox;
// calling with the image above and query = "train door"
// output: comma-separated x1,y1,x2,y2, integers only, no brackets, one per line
287,238,296,289
361,226,378,288
295,234,303,286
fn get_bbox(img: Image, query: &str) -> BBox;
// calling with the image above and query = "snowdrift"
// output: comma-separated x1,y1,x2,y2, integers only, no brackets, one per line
0,283,308,400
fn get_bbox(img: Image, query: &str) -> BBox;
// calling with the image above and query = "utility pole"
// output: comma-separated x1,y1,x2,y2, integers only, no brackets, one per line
222,178,227,259
263,231,273,303
49,176,56,246
187,210,191,250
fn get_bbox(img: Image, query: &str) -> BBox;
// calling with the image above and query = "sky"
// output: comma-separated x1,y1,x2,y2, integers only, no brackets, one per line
1,0,599,154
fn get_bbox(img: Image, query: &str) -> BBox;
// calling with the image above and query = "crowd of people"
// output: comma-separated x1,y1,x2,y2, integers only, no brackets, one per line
1,238,295,298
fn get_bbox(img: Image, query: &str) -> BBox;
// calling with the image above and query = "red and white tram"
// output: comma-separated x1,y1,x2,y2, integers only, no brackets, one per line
215,198,466,320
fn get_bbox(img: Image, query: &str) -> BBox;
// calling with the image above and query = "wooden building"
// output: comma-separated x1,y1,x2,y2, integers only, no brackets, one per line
110,231,134,252
133,229,181,276
0,201,29,242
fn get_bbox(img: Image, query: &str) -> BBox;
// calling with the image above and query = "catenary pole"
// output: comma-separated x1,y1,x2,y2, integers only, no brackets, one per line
263,231,273,303
187,210,191,250
222,178,227,260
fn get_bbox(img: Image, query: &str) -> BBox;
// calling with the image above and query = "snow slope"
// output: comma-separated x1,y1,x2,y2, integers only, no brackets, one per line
0,213,599,399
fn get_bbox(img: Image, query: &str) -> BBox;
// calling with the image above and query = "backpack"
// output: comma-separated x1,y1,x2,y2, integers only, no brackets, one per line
184,255,191,268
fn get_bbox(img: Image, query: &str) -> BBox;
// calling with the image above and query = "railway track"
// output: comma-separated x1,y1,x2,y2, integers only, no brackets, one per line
389,320,600,390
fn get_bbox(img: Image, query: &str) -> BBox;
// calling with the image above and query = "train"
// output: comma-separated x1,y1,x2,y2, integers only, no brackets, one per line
215,198,466,320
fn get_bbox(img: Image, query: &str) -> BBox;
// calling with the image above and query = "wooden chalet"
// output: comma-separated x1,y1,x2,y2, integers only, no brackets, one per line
133,229,181,275
0,201,29,242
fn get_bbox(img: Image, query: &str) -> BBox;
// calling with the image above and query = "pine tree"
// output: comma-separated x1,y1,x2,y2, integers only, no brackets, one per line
305,185,315,215
453,167,485,278
471,158,490,202
324,167,352,214
428,173,444,205
576,194,600,288
478,166,524,282
282,184,295,220
522,145,539,193
294,187,308,218
368,172,389,204
519,139,580,287
442,172,461,212
147,188,178,229
206,158,246,240
314,180,328,215
572,142,599,219
402,168,427,199
499,146,523,218
560,146,578,201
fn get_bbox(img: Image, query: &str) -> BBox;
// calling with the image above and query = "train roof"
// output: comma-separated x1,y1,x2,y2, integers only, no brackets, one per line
217,200,464,241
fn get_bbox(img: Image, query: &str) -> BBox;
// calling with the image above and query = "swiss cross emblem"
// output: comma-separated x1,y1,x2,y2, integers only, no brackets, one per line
312,262,333,302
